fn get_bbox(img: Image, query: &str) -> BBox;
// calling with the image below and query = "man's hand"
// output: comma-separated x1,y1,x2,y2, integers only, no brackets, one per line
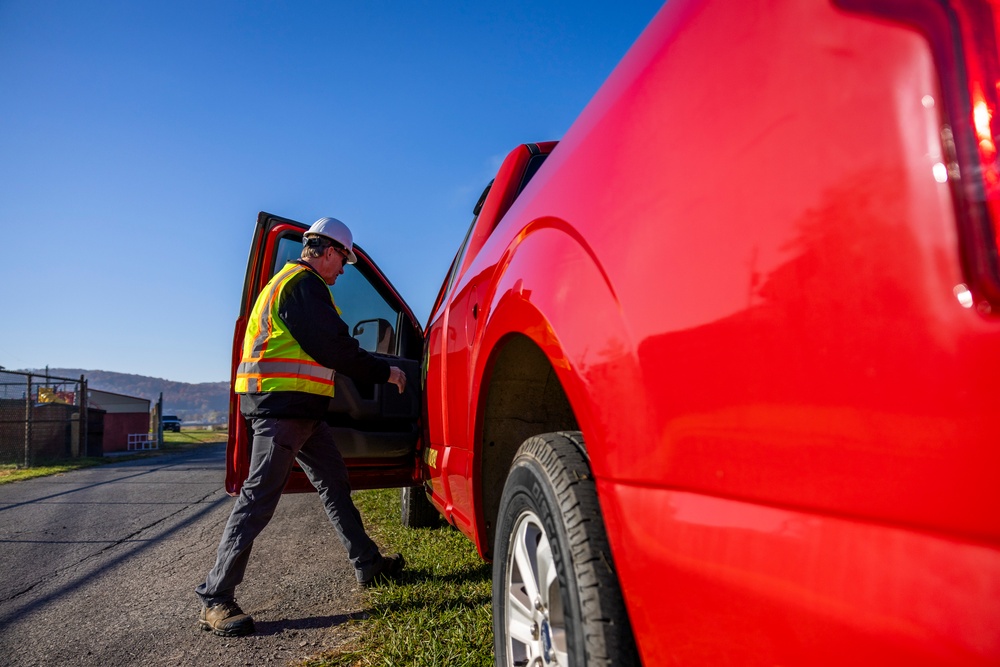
388,366,406,394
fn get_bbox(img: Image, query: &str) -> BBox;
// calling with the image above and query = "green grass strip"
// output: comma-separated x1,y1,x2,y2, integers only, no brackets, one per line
303,488,494,667
162,429,228,446
0,458,108,484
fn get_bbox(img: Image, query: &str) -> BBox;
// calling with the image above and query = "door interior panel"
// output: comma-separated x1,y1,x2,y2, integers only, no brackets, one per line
327,355,422,459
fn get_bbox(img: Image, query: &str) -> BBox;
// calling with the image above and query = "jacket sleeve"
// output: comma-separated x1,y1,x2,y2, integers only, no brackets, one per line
278,271,392,384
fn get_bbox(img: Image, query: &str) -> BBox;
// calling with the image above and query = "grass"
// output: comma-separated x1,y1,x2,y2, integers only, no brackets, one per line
0,429,227,485
161,428,228,448
0,458,109,484
302,488,494,667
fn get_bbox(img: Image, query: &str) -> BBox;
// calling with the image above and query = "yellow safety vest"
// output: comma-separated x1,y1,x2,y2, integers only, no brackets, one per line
234,262,337,396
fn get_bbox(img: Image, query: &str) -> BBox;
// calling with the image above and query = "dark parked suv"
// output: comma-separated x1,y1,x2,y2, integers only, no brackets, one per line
162,415,181,433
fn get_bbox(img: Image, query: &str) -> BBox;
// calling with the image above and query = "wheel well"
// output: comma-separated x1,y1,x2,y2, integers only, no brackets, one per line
479,335,578,558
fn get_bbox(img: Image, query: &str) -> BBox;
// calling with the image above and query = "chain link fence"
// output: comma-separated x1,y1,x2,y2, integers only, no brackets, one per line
0,369,89,467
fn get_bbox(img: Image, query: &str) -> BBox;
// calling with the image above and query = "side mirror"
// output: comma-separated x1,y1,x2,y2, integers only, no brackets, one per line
353,318,395,354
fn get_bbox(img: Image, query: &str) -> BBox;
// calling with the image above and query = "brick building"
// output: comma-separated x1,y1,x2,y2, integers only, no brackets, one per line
88,389,150,453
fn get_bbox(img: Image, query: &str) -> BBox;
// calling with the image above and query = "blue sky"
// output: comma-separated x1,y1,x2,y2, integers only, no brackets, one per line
0,1,662,384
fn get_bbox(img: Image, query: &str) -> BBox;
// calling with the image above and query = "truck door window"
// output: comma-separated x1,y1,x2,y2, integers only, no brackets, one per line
273,236,402,355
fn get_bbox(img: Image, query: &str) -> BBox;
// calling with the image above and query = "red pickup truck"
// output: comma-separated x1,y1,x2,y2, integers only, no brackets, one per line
229,0,1000,664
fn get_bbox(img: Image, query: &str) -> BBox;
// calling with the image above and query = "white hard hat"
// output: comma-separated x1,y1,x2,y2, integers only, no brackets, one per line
304,217,357,264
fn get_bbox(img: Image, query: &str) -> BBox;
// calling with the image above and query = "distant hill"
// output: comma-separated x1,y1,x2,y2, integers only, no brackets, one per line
27,368,229,425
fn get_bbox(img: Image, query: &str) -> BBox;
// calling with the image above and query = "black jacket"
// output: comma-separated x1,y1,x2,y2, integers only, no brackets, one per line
240,260,391,419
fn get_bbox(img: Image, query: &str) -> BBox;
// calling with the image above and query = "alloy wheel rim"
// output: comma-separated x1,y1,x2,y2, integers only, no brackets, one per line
504,509,568,666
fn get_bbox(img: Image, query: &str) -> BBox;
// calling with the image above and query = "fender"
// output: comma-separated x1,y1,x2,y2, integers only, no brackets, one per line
467,214,654,557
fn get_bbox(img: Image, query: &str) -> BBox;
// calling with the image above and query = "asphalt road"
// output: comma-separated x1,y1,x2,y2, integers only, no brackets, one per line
0,444,370,666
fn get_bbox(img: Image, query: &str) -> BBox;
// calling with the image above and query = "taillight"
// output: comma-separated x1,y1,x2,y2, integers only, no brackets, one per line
836,0,1000,314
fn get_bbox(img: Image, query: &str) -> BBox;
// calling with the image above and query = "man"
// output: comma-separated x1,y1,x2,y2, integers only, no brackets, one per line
196,216,407,637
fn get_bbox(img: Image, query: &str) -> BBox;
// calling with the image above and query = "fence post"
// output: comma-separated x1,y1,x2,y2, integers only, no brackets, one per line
24,374,32,468
78,375,87,458
157,392,164,447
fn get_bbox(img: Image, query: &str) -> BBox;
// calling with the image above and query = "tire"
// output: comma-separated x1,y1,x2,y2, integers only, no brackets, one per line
400,485,440,528
493,431,638,667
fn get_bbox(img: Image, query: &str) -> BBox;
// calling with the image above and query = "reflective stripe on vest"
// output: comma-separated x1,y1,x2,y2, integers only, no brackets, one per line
234,262,337,397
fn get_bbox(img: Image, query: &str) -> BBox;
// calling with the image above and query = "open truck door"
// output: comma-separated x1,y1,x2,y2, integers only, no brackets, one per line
225,212,424,495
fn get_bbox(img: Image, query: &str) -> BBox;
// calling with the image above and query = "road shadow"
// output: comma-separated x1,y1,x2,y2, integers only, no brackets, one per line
0,452,230,626
252,610,369,636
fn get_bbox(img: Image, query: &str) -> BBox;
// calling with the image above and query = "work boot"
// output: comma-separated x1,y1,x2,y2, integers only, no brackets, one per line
359,552,405,586
198,600,255,637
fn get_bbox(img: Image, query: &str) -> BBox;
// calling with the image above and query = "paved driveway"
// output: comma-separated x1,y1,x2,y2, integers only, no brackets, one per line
0,445,367,666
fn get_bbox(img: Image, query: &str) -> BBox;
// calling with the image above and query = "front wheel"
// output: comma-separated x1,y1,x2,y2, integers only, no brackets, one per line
493,431,639,667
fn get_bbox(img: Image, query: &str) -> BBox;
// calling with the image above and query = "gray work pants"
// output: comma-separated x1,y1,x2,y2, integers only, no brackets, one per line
195,417,381,606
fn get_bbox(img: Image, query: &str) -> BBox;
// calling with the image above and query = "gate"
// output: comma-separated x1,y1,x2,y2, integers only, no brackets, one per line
0,369,89,467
